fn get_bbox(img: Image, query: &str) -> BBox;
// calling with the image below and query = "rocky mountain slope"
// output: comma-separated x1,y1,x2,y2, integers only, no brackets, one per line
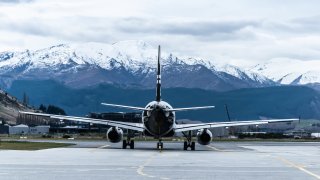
0,90,32,124
0,40,274,91
250,58,320,87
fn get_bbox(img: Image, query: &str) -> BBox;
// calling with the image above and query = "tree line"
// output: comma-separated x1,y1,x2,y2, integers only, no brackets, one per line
22,92,66,115
39,104,66,115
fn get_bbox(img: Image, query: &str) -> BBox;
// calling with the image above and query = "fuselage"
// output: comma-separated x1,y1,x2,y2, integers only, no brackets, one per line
142,100,175,138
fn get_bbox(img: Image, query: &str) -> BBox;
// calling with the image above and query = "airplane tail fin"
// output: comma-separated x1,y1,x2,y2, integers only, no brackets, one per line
156,45,161,102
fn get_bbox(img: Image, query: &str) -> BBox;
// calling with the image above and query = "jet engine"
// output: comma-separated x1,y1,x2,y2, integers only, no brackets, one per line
196,129,212,145
106,127,123,143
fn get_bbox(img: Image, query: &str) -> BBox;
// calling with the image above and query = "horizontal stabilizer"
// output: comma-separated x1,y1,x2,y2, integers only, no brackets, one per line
101,103,148,111
168,106,215,112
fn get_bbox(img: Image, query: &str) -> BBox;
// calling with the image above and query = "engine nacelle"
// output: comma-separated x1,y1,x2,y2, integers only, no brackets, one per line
197,129,212,145
106,127,123,143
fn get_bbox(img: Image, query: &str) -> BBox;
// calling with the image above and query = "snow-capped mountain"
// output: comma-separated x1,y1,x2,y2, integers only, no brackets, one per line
250,58,320,85
0,40,274,91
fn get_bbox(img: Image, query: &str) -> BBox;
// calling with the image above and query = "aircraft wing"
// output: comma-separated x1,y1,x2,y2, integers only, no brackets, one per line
19,111,145,132
174,118,298,132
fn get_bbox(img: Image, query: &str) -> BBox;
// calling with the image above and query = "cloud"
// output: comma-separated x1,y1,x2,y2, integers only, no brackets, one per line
256,15,320,37
1,0,320,66
0,14,258,43
0,16,115,43
113,18,260,43
116,18,258,37
0,0,33,3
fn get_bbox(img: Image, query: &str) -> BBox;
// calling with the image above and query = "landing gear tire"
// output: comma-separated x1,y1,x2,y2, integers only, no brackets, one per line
183,141,188,150
122,140,127,149
191,142,195,151
130,140,134,149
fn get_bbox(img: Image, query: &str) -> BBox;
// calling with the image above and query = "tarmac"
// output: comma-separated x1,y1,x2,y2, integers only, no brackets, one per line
0,140,320,180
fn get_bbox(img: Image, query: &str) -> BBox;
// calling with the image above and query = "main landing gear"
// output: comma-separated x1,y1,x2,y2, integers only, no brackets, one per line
183,131,195,151
122,139,134,149
122,130,135,149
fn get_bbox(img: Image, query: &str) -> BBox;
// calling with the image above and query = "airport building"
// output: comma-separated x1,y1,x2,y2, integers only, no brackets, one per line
29,125,50,135
0,124,50,135
0,124,9,134
9,124,29,135
88,112,141,123
17,113,51,126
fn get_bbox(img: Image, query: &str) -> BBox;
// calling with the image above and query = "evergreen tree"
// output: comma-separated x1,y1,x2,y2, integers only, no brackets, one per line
26,95,29,105
46,105,66,115
39,104,47,112
22,92,27,105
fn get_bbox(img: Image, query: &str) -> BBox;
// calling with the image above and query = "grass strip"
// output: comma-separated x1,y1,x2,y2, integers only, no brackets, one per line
0,141,74,150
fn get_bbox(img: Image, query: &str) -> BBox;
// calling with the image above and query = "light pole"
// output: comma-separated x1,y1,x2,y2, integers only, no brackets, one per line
226,127,229,137
255,125,259,139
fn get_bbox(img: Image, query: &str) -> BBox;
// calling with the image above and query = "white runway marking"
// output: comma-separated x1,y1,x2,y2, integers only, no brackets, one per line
206,145,225,152
136,152,170,179
275,156,320,180
98,144,110,149
244,145,320,180
87,144,110,152
136,153,156,178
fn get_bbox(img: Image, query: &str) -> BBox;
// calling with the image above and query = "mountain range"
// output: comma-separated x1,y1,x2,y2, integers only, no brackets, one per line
1,40,320,121
1,40,319,92
250,58,320,90
0,40,274,91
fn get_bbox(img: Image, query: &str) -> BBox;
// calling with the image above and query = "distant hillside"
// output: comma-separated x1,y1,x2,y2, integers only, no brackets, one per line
0,89,32,124
3,41,320,93
7,80,320,122
0,41,274,92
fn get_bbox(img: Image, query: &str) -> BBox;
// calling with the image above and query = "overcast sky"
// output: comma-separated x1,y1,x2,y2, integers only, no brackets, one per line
1,0,320,66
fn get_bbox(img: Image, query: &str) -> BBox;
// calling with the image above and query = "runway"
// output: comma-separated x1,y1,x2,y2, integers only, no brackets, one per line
0,140,320,180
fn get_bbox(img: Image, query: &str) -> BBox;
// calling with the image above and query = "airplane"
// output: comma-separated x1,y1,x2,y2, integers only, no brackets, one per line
20,45,299,150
